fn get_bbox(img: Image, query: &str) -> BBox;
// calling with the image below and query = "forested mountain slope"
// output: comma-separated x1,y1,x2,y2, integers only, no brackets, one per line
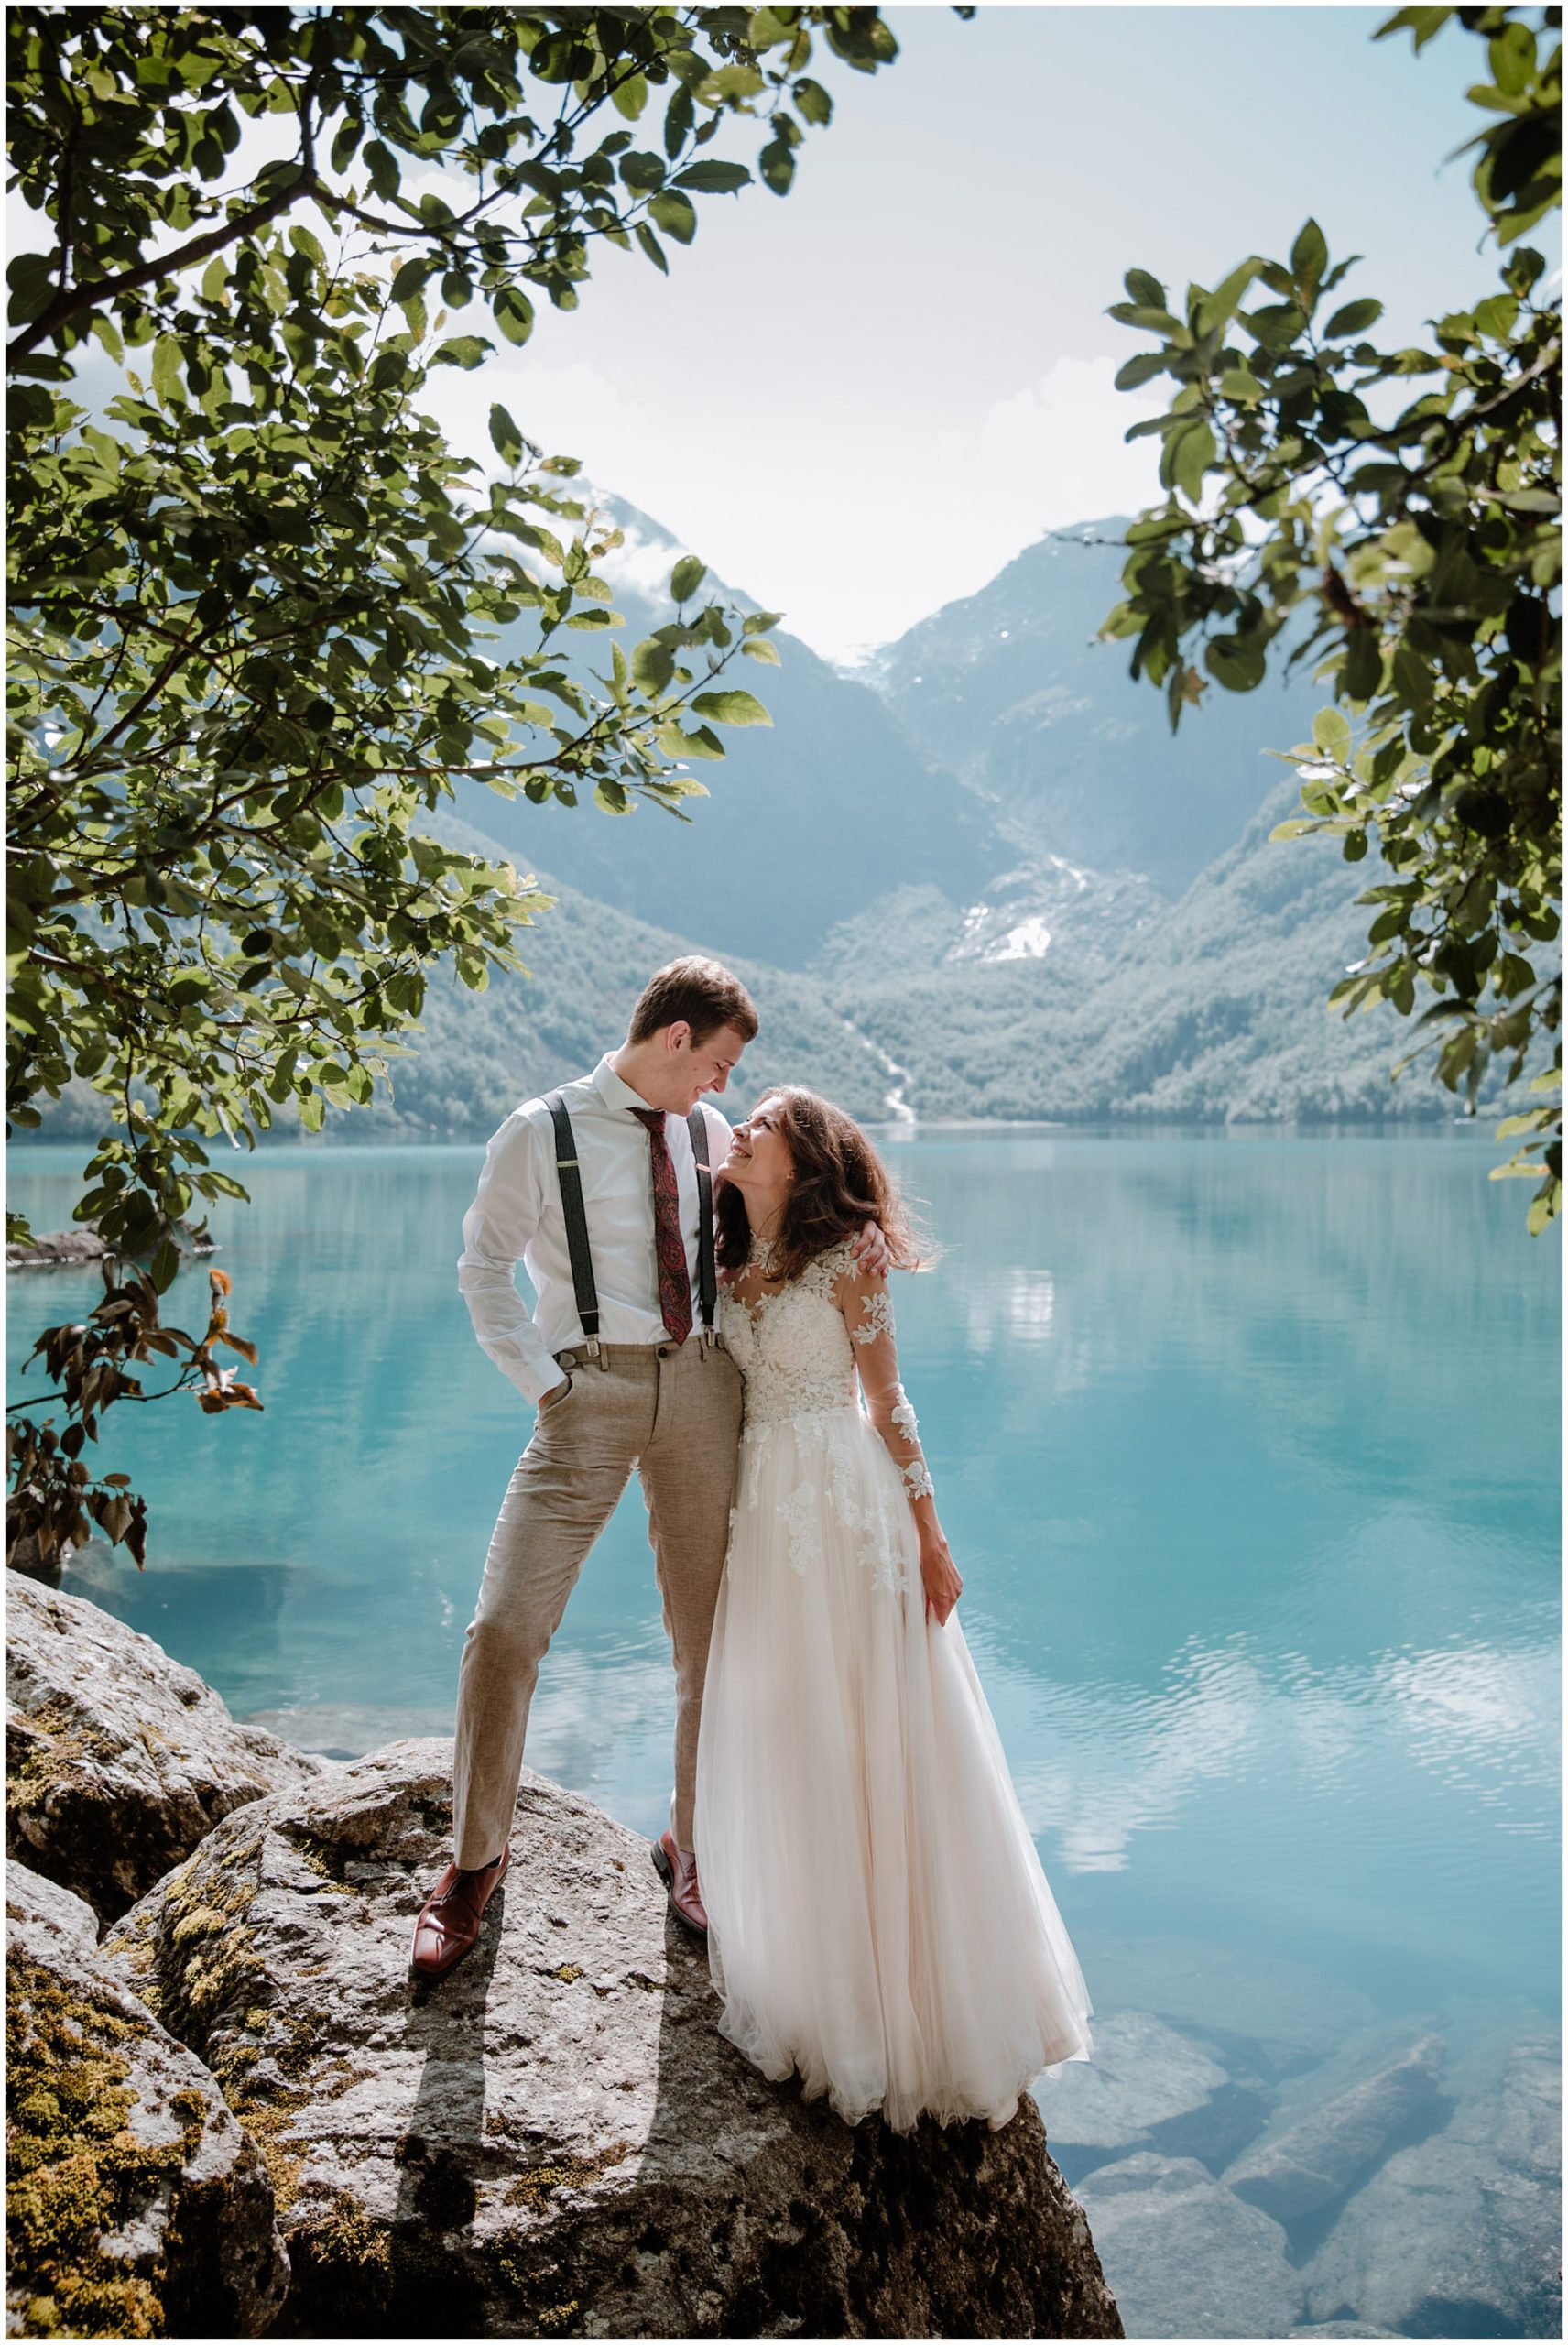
828,781,1443,1125
359,831,896,1133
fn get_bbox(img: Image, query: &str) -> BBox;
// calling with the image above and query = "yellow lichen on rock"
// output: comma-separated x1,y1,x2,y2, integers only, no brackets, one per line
6,1952,199,2339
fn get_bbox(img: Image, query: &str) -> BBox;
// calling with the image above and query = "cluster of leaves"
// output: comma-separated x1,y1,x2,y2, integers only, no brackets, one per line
5,5,901,1569
7,1265,259,1574
1102,5,1561,1231
7,4,898,368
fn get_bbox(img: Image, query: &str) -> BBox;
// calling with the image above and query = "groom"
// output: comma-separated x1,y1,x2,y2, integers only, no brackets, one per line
412,957,887,1980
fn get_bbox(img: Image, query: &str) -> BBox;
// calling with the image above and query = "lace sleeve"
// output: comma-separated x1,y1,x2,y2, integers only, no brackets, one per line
833,1264,935,1509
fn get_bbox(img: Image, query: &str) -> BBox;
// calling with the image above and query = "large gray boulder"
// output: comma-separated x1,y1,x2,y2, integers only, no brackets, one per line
6,1859,288,2339
1073,2150,1302,2338
6,1569,321,1924
1222,2031,1447,2222
102,1739,1124,2340
1300,2026,1560,2339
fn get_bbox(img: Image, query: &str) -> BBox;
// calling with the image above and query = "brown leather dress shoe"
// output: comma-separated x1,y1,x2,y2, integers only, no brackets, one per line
410,1844,510,1980
651,1830,707,1936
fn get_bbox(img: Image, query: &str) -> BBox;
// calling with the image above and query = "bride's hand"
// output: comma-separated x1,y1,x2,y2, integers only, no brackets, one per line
920,1530,962,1625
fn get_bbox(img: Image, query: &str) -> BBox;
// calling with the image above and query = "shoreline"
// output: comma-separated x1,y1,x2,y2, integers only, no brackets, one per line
10,1113,1499,1159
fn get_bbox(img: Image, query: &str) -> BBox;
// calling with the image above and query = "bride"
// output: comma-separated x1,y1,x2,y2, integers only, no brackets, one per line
694,1086,1093,2132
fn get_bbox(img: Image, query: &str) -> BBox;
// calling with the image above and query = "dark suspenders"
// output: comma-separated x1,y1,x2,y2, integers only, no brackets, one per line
544,1092,717,1353
686,1107,717,1341
545,1092,601,1358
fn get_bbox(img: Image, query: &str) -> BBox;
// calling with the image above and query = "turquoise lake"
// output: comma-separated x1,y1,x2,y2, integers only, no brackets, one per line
8,1130,1560,2336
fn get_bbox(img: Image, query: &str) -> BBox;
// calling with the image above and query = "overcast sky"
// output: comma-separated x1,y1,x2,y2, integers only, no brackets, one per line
418,3,1497,661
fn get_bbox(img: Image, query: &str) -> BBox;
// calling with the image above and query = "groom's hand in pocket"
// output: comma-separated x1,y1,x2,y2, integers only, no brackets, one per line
853,1220,892,1279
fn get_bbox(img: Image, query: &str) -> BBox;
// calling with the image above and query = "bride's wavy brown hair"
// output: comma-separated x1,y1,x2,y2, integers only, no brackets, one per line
715,1086,928,1284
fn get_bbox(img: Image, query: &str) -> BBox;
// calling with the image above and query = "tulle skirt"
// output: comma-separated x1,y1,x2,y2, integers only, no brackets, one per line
694,1406,1093,2132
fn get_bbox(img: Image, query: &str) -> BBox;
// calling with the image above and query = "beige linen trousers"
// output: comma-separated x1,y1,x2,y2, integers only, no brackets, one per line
452,1335,743,1868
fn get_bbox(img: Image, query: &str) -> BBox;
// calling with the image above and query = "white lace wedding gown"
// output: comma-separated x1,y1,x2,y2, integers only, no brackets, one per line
694,1239,1093,2132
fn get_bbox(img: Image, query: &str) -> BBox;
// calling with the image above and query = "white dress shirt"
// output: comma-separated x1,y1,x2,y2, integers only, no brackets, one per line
458,1055,733,1403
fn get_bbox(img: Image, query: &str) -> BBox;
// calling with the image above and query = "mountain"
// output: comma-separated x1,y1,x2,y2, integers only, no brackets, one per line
376,791,1457,1133
824,780,1449,1125
867,519,1327,897
21,503,1457,1154
24,791,1452,1153
452,497,996,973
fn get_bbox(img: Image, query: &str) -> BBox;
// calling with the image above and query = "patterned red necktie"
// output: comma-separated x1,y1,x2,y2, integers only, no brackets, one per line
631,1107,693,1344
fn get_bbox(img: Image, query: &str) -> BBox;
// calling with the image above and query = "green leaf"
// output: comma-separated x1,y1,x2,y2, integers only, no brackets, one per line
489,403,526,464
792,78,833,127
1324,297,1384,339
664,79,695,159
1488,18,1537,94
1124,268,1167,308
758,138,795,196
1344,627,1383,702
648,189,697,245
636,222,668,274
364,138,398,200
611,70,648,120
152,334,184,404
1169,419,1216,505
433,335,490,368
690,688,770,727
662,721,726,760
1204,634,1267,692
1312,707,1352,759
633,637,677,693
1194,256,1260,338
1290,217,1328,295
620,148,667,191
1115,352,1170,391
1473,292,1519,340
670,555,706,603
673,159,752,192
6,250,57,322
492,286,535,346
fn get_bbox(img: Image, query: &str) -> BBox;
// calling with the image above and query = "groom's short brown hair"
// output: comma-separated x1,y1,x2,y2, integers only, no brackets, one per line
628,956,758,1046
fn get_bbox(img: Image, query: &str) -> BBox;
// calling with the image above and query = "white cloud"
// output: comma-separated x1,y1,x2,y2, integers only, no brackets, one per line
421,343,1170,665
974,354,1167,535
725,354,1169,665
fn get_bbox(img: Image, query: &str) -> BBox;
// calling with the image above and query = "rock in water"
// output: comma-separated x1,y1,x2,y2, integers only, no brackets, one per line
1073,2152,1303,2338
6,1859,288,2339
102,1740,1124,2340
7,1227,113,1270
6,1569,321,1924
1299,2026,1561,2339
1039,2008,1270,2182
1223,2032,1448,2221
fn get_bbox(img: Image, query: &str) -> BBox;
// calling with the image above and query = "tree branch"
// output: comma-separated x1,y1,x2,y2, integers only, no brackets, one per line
7,169,322,366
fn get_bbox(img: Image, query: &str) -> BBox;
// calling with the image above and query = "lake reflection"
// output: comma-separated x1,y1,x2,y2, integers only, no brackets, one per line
8,1130,1560,2337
